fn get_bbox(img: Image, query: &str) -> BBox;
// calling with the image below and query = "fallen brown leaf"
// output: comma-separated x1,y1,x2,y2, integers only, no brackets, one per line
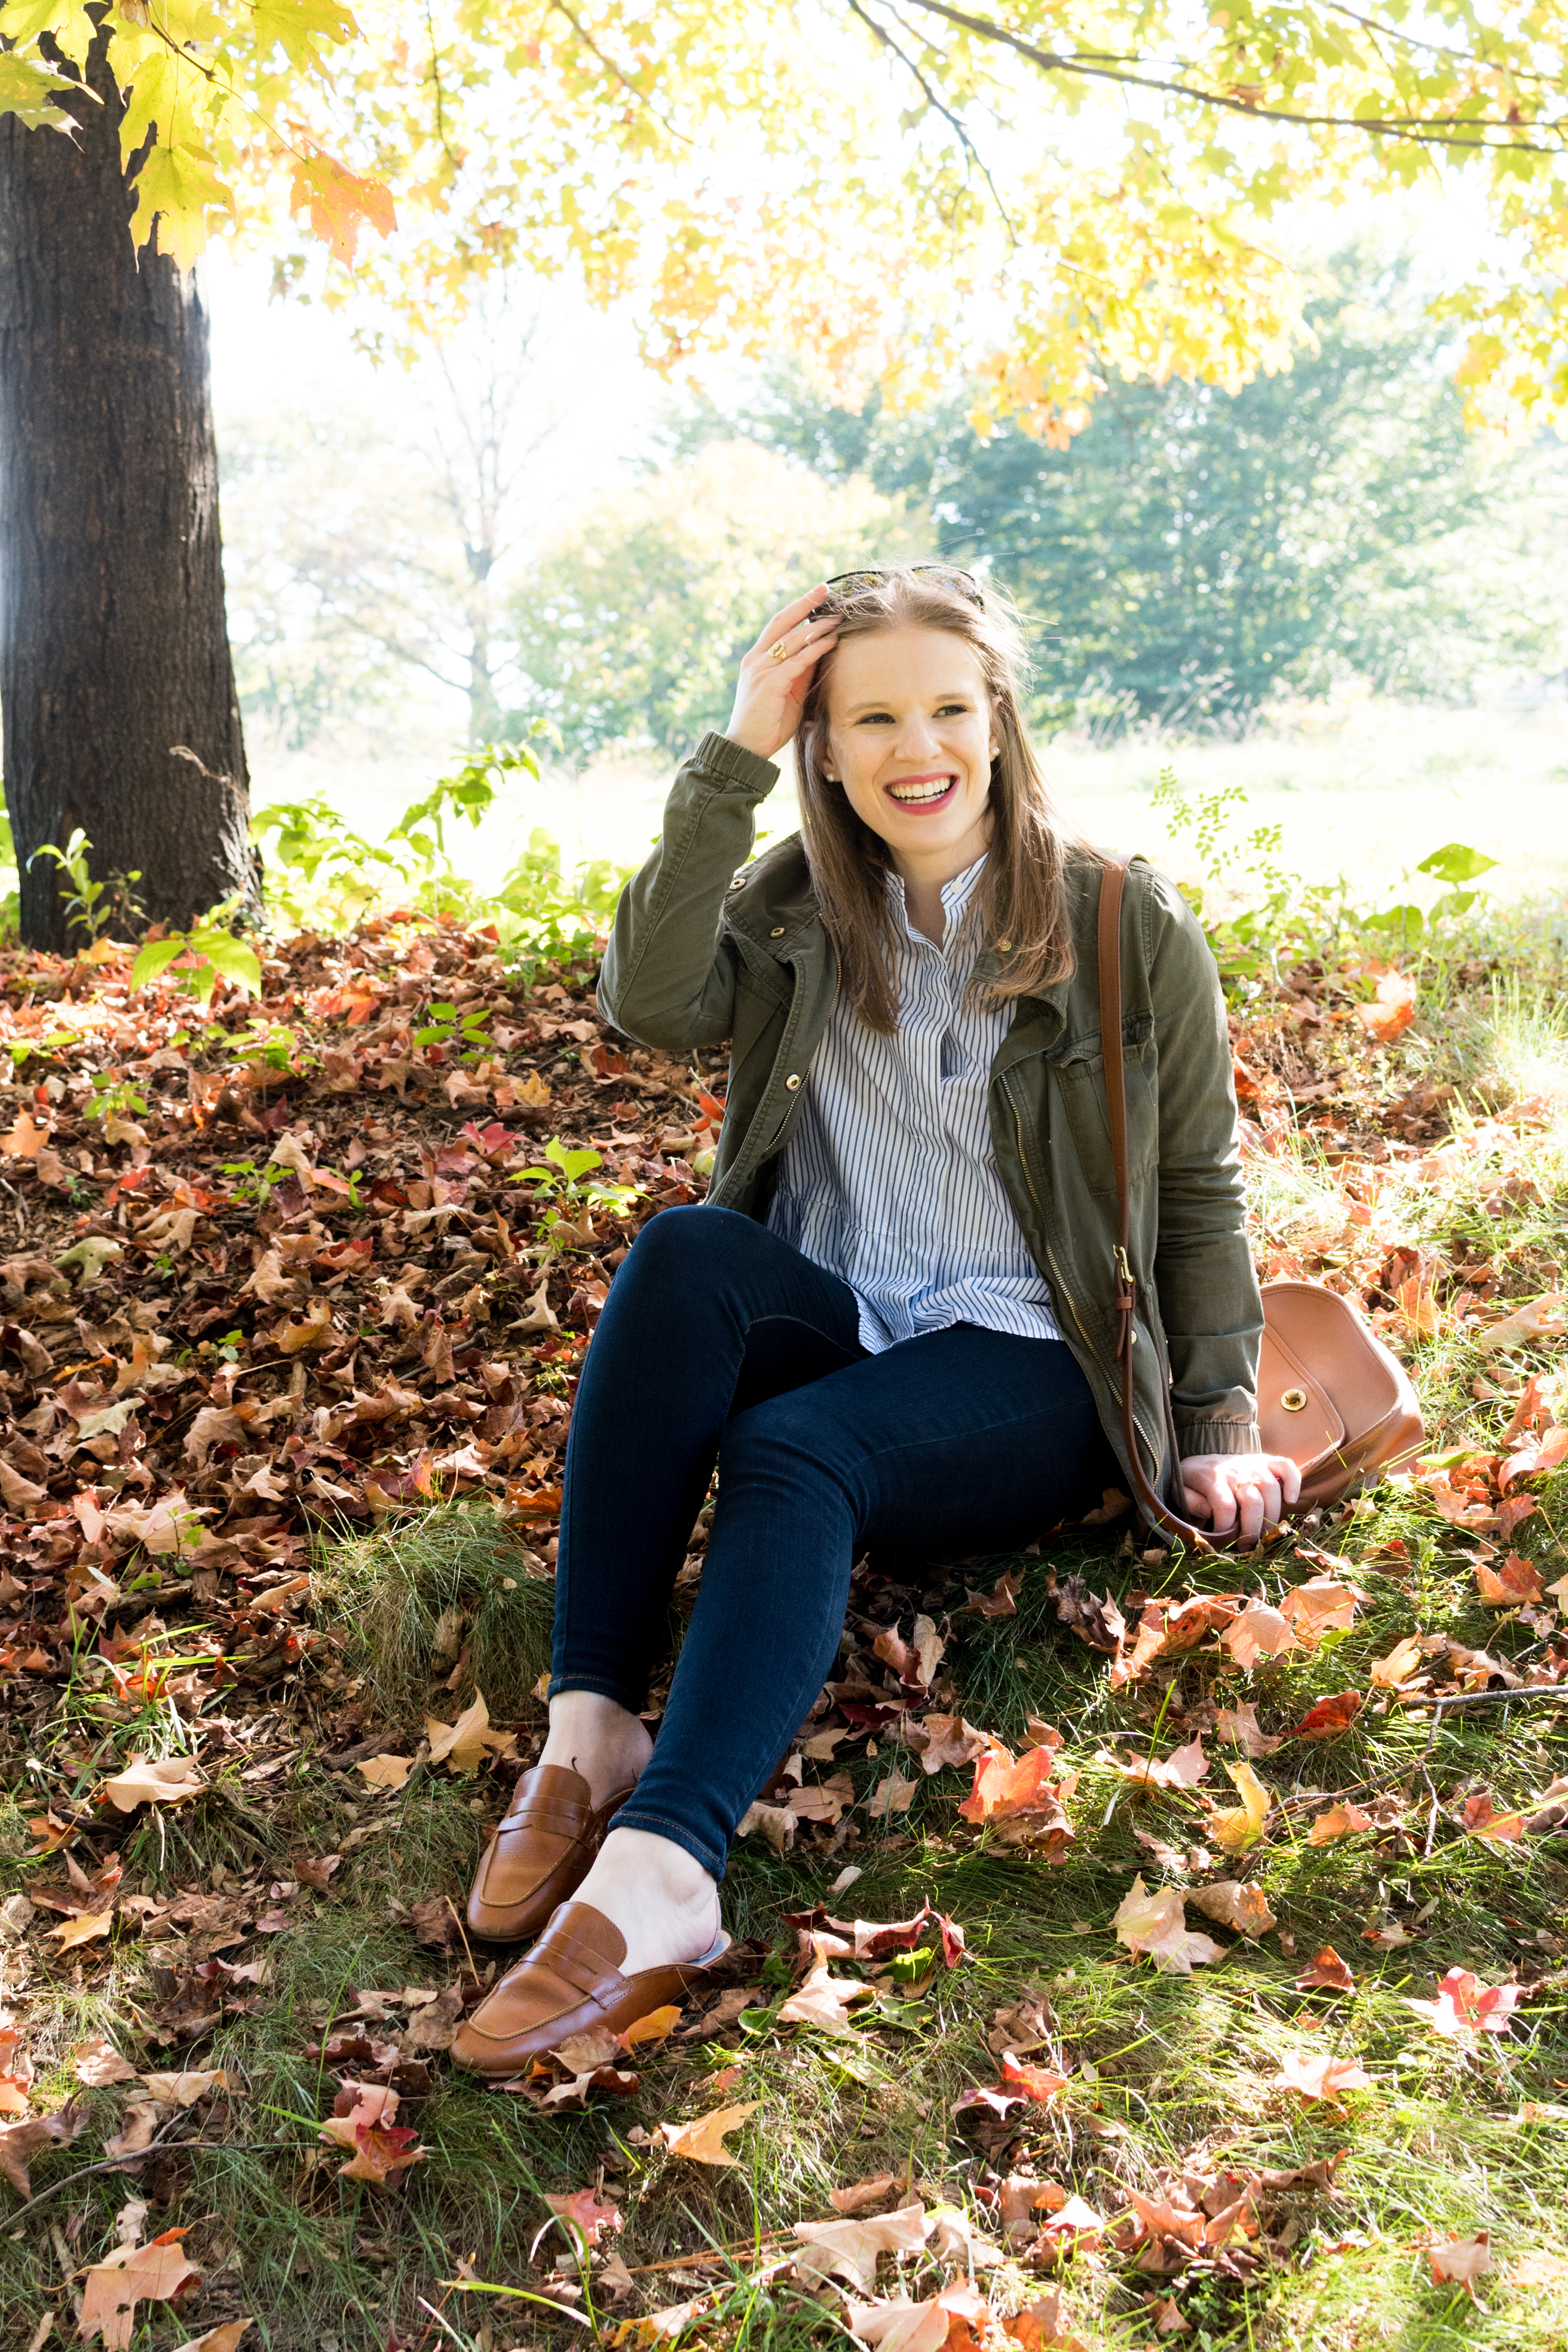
656,2098,760,2167
0,2102,88,2195
1295,1946,1355,1992
79,2228,200,2348
1187,1881,1276,1939
72,2036,139,2087
100,1754,207,1812
829,2172,902,2215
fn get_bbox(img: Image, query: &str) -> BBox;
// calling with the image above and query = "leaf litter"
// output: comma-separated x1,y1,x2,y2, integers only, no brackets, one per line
2,911,1567,2339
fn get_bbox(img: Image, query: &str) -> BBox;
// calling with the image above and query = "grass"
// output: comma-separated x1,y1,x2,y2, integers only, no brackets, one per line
321,1500,558,1731
5,925,1568,2352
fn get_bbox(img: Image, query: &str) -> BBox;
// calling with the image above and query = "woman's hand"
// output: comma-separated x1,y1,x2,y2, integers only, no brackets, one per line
725,585,840,761
1179,1453,1301,1546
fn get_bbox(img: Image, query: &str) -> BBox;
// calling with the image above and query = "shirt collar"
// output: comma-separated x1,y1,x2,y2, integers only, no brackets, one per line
886,852,989,944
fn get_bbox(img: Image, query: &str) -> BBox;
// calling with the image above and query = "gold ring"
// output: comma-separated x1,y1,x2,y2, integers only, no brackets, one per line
768,639,790,663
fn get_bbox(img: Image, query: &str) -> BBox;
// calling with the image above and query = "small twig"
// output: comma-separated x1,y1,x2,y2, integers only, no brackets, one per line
1271,1685,1568,1824
622,2228,797,2277
445,1893,480,1982
1410,1686,1568,1714
2,2135,317,2225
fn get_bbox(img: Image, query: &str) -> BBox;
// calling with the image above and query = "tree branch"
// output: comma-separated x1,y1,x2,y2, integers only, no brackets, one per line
891,0,1568,155
845,0,1018,241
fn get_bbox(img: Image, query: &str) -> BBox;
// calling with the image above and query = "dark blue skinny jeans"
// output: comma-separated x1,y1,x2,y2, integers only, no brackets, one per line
550,1205,1115,1880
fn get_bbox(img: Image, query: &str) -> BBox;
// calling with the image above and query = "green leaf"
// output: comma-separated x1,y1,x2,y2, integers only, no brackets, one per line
191,933,263,995
545,1141,601,1183
1414,842,1498,885
130,938,189,990
1365,904,1425,939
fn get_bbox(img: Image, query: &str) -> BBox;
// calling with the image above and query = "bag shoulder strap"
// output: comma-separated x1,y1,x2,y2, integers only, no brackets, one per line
1095,856,1215,1551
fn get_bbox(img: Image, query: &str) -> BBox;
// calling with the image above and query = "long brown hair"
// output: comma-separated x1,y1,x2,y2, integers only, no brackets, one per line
795,566,1085,1033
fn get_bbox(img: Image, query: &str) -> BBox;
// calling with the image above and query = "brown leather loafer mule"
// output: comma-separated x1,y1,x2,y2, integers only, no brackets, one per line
466,1764,636,1944
450,1900,730,2077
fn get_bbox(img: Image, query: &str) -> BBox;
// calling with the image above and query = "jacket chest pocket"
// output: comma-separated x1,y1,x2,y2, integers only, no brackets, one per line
1055,1025,1157,1199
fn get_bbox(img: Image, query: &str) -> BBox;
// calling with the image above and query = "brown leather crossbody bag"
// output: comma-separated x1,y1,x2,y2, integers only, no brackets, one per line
1098,859,1424,1547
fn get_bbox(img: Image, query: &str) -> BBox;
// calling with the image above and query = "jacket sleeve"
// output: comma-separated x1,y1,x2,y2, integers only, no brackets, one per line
1143,871,1264,1458
596,732,781,1051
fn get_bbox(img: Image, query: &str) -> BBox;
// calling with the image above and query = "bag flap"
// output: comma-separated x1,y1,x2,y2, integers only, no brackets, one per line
1258,1318,1346,1473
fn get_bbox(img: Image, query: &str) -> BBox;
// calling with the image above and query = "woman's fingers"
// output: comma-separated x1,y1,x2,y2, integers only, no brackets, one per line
1273,1453,1303,1508
1201,1466,1238,1531
726,597,840,760
754,584,830,654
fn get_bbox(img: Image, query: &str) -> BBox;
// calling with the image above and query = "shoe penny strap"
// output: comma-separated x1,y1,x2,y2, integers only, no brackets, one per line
497,1798,590,1840
537,1915,627,1996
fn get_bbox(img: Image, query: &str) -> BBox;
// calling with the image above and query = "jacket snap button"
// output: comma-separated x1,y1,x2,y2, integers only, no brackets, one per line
770,926,785,938
785,1073,802,1091
728,874,746,890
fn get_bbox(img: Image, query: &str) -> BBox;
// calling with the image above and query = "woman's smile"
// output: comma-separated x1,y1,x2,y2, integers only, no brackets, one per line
884,770,958,809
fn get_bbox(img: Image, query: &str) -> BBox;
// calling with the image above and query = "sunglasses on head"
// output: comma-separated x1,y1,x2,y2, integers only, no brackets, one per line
808,563,984,620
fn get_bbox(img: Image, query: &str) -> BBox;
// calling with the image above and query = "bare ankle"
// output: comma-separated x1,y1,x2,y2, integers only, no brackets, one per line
539,1692,652,1811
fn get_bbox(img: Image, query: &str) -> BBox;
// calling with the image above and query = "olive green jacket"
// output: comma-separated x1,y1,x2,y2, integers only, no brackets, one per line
598,731,1264,1505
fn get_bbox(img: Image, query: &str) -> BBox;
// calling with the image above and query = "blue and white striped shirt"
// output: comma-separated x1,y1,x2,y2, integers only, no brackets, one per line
766,853,1061,1354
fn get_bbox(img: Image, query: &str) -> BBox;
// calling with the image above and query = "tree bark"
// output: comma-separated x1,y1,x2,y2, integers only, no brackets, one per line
0,17,255,953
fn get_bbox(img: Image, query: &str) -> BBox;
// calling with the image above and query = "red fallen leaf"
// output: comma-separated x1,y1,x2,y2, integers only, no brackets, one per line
1295,1947,1355,1992
957,1745,1064,1824
1475,1552,1545,1606
339,2120,426,2185
544,2186,623,2245
1294,1691,1362,1741
1462,1791,1525,1842
1000,2053,1068,2103
1356,967,1416,1042
1495,1496,1538,1539
1404,1968,1526,2041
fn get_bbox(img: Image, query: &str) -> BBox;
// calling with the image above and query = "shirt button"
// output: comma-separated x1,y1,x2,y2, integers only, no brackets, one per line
770,926,785,938
785,1073,802,1091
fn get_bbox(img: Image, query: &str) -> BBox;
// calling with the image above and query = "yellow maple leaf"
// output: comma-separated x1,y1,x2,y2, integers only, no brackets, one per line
424,1690,516,1774
1210,1758,1271,1854
47,1909,115,1950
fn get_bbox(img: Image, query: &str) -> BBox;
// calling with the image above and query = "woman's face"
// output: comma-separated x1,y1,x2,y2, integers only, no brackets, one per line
821,626,999,877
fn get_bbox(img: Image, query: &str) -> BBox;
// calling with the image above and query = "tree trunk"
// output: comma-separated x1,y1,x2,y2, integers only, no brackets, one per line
0,17,255,953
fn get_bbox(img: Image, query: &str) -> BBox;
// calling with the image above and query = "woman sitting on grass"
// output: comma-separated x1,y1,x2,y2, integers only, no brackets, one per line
450,565,1300,2075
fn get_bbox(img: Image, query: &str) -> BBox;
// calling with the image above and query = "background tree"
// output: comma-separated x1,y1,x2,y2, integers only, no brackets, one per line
670,267,1563,726
509,440,921,763
0,19,254,952
223,289,561,751
1,0,1566,945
